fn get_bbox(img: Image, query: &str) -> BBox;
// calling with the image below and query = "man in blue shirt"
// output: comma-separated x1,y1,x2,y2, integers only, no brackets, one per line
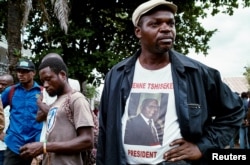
1,59,43,165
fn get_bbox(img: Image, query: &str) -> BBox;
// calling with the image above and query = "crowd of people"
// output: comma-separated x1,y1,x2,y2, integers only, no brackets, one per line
0,0,249,165
0,55,95,165
229,91,250,149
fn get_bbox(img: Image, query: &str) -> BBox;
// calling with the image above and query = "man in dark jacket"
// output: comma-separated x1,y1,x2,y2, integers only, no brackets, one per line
96,0,244,165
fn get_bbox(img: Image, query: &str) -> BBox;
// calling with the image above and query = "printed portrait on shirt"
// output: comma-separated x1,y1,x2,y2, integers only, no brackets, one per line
124,93,168,146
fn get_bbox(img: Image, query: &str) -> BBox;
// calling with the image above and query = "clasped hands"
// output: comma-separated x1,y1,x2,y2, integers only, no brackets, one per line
19,142,43,159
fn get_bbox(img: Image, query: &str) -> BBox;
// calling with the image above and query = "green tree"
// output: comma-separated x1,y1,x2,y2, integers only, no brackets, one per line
243,66,250,90
6,0,22,82
83,83,99,100
1,0,250,86
0,0,69,82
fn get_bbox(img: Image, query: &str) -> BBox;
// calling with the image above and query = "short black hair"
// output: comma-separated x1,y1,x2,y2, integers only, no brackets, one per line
241,92,248,99
38,57,68,76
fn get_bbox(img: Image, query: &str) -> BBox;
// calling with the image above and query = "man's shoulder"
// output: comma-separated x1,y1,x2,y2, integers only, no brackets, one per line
33,81,43,89
71,91,86,101
128,115,142,122
170,49,216,72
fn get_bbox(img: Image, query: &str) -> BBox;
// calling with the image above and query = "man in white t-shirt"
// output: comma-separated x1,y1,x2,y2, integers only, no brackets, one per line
96,0,245,165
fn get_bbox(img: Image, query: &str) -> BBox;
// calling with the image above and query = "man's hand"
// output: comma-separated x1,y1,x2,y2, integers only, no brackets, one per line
164,138,202,162
36,94,50,122
20,142,43,159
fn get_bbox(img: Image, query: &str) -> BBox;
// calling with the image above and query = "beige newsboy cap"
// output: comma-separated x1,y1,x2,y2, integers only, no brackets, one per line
132,0,177,26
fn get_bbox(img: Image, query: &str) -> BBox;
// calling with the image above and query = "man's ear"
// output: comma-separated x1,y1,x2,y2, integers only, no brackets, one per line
134,26,142,39
32,70,36,76
59,70,67,81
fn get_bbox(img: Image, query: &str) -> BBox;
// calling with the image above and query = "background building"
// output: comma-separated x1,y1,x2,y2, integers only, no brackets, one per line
223,77,249,94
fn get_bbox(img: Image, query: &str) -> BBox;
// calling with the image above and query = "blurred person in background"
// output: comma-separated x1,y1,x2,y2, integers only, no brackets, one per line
0,74,14,165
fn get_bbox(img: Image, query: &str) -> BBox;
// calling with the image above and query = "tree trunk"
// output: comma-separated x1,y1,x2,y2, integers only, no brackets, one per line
7,0,22,82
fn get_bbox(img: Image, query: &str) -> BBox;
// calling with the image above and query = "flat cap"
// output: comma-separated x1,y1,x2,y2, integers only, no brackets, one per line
132,0,177,26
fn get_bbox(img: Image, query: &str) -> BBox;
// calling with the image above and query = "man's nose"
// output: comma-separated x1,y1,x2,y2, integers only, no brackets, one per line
43,81,49,88
160,23,171,31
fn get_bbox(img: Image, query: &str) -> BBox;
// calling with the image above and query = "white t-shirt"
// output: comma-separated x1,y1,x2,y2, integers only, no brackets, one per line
68,78,80,92
122,60,182,164
0,105,10,151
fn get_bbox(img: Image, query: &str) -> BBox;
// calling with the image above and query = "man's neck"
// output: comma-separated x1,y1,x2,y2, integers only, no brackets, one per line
21,81,34,90
57,84,73,97
138,52,170,70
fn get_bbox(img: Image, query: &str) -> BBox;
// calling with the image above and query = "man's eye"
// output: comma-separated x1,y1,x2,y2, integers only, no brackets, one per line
151,22,159,27
168,21,175,26
170,23,175,26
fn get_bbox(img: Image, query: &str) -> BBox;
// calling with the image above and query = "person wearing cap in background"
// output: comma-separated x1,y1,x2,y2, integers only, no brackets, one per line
96,0,244,165
1,59,43,165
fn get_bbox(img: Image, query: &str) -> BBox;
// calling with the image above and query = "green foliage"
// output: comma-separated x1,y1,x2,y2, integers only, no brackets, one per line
1,0,250,87
243,66,250,90
13,48,22,57
84,83,99,99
